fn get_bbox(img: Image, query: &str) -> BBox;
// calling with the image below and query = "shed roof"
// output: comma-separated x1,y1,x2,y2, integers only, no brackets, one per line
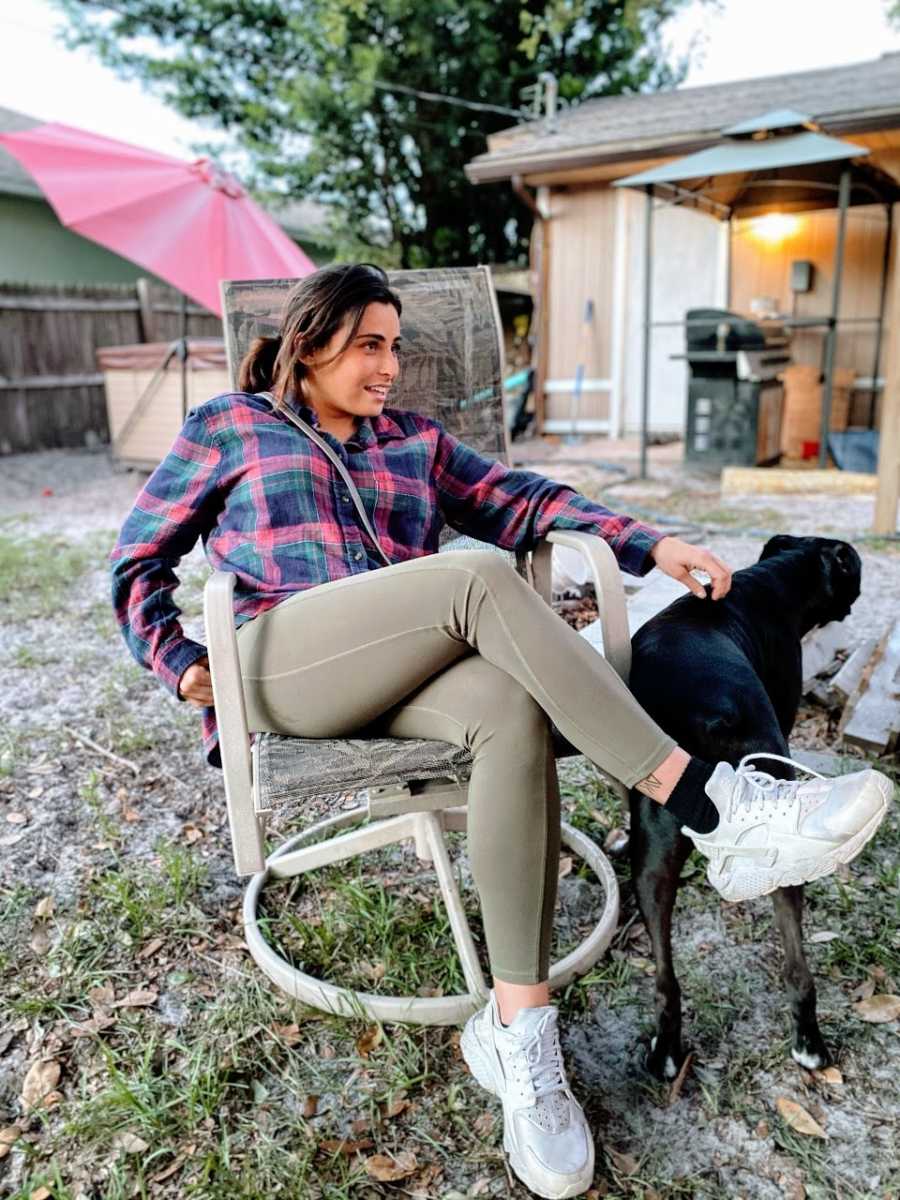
466,53,900,183
0,106,43,199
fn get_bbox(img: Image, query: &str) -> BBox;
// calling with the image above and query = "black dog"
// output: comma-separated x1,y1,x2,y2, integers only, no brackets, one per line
627,534,862,1078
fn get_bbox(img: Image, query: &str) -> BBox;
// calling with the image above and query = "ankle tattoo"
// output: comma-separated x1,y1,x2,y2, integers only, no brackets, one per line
637,772,663,797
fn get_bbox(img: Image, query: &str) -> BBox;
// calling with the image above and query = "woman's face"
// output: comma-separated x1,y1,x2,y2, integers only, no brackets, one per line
300,301,401,429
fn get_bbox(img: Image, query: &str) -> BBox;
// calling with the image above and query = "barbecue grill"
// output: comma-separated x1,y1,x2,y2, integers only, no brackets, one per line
680,307,790,467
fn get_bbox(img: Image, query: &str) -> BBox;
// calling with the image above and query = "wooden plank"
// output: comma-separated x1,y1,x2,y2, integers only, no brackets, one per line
801,621,849,693
791,749,868,776
842,619,900,754
722,466,877,495
0,296,141,312
831,638,879,705
0,373,104,391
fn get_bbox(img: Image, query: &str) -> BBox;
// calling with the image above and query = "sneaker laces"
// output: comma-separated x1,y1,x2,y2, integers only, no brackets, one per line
734,752,827,814
522,1015,567,1101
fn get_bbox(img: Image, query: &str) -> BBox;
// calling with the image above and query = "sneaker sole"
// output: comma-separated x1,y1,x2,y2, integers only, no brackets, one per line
460,1020,595,1200
716,786,890,902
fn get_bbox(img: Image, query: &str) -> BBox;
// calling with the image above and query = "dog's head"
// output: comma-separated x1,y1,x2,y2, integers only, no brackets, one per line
759,535,861,628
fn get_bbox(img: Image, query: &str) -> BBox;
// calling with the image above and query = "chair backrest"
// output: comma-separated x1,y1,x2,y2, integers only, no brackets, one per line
220,266,509,463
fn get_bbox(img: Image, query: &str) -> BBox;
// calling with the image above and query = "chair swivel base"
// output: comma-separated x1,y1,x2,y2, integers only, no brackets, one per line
242,805,620,1026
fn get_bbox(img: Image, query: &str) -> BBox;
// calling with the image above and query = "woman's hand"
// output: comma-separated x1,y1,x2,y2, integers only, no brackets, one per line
649,537,732,600
178,656,214,708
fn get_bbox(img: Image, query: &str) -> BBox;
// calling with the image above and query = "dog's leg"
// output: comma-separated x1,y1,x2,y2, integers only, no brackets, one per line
630,792,693,1080
770,885,832,1069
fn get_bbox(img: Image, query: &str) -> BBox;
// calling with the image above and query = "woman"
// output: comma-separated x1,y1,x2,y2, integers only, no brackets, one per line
112,264,890,1200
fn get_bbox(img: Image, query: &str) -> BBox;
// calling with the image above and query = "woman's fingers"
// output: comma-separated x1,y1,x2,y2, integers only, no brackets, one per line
179,659,214,707
651,537,734,601
692,548,732,600
675,566,707,599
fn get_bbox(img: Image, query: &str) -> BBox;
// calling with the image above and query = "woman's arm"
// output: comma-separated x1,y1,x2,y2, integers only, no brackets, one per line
432,427,730,596
110,408,222,698
433,427,659,574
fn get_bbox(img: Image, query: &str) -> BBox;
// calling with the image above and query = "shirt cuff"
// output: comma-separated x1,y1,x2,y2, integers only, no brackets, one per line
610,521,667,577
155,638,209,699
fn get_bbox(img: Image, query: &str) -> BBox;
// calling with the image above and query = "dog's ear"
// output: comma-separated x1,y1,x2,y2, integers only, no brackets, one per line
759,534,797,560
824,541,861,580
818,540,862,622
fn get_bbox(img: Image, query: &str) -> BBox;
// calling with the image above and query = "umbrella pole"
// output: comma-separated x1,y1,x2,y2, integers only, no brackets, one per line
180,291,189,418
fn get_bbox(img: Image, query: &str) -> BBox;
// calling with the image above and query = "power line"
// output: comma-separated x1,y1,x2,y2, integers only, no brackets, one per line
372,79,527,119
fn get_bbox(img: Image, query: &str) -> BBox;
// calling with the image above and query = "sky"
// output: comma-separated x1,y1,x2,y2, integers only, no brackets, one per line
1,0,900,159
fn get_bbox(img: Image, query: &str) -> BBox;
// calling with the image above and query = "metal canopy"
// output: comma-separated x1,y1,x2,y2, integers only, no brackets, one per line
612,112,899,475
613,131,869,198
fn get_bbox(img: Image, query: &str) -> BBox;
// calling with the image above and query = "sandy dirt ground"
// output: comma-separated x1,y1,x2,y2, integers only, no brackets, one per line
1,443,897,1200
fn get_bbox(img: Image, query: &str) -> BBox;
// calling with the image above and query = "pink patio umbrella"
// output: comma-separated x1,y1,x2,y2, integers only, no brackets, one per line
0,122,315,314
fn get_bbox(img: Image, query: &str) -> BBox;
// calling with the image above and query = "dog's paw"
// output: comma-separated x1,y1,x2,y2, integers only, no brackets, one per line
647,1035,681,1080
790,1034,832,1071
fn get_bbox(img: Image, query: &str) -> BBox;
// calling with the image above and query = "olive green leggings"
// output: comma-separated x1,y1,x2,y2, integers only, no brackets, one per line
237,550,676,983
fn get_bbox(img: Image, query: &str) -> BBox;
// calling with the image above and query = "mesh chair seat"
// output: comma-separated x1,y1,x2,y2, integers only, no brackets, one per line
255,726,578,818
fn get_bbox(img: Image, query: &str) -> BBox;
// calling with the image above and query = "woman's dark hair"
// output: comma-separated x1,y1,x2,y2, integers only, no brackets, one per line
238,263,402,401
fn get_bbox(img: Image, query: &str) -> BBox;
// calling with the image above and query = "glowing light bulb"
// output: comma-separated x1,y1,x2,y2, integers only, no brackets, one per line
751,213,800,244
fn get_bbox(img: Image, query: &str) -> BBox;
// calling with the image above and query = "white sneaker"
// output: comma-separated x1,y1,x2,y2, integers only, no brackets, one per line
460,992,594,1199
683,753,893,902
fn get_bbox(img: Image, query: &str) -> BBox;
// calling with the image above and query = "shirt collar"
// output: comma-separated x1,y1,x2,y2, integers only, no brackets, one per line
281,389,406,448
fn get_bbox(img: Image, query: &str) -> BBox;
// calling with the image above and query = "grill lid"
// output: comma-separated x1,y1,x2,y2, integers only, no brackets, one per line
686,308,767,353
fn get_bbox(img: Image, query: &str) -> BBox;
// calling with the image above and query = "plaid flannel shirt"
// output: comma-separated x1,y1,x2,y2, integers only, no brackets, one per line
111,391,664,764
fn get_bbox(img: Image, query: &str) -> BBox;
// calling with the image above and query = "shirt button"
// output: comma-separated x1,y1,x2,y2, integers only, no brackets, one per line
353,551,364,562
341,494,351,503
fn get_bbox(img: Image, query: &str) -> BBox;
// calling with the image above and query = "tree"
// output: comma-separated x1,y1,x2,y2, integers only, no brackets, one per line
55,0,696,267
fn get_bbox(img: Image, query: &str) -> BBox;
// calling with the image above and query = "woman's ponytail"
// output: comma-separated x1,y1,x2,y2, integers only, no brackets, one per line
238,334,281,393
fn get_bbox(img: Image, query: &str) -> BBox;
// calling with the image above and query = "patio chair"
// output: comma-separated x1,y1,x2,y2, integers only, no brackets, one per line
204,266,631,1026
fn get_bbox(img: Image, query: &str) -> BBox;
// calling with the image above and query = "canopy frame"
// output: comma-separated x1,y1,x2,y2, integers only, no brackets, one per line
613,116,900,475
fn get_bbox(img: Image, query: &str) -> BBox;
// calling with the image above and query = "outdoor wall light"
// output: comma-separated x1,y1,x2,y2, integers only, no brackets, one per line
751,212,800,244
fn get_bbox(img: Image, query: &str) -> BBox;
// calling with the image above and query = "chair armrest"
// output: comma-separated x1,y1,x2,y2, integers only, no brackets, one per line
531,532,631,683
203,570,265,875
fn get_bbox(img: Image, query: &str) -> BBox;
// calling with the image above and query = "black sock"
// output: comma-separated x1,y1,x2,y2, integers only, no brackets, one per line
664,757,719,833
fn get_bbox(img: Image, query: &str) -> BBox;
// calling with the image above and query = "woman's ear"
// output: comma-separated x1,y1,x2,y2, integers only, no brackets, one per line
294,335,315,367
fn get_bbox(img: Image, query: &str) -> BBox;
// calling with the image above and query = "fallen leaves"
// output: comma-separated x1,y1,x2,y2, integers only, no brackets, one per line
364,1150,417,1181
318,1137,374,1156
603,828,629,855
355,1025,383,1057
137,936,165,961
111,988,158,1009
606,1147,639,1175
0,1124,22,1161
812,1066,843,1087
776,1097,828,1139
667,1052,693,1105
21,1060,62,1111
112,1131,150,1154
853,994,900,1023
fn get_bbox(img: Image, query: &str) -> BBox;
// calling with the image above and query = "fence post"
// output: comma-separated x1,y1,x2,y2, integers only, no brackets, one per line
136,277,154,343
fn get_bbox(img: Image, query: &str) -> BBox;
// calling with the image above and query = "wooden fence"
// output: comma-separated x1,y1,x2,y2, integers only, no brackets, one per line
0,280,221,454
